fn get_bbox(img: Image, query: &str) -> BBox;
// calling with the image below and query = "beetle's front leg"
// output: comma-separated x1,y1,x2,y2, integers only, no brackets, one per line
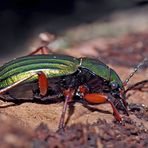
78,85,122,121
58,88,75,130
82,93,122,122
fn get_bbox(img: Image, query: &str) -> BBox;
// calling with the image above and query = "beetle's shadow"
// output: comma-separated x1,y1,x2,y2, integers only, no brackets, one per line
0,96,112,126
0,96,64,108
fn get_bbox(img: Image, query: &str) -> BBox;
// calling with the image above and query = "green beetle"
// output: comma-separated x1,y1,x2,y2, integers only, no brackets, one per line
0,48,128,129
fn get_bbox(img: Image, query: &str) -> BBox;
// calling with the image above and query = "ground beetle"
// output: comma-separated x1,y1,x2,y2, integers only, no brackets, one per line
0,46,141,129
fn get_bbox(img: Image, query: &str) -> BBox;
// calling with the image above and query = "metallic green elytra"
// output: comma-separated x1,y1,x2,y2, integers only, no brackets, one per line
0,55,123,89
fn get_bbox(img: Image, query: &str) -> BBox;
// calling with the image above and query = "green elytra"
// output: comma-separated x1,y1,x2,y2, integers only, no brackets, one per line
0,55,123,89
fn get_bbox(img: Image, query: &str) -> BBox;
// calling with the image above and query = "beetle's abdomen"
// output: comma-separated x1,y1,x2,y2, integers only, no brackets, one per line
0,55,80,89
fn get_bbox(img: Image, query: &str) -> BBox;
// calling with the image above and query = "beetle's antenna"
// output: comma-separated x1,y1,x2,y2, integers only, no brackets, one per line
123,58,148,86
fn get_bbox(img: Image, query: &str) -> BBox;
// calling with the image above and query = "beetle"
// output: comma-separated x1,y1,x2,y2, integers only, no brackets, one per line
0,46,130,129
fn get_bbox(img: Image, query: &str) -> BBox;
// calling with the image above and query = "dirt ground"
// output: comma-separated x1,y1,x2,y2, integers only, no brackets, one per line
0,32,148,147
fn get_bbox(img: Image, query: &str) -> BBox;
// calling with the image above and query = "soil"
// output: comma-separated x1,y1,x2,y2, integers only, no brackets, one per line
0,32,148,148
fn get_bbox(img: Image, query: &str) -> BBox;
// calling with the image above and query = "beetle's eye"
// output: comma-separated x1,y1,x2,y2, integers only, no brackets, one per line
110,82,118,90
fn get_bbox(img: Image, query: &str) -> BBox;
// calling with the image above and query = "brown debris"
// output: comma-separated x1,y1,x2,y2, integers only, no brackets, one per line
33,108,148,148
0,104,147,148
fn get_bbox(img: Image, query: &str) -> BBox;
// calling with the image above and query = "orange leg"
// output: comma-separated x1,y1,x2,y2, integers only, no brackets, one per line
58,88,75,130
0,73,36,95
78,85,89,94
37,72,48,97
28,46,52,55
0,71,48,97
83,93,122,122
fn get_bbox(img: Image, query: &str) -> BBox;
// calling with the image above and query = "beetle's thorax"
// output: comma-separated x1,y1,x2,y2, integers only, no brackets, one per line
79,57,123,89
73,68,112,94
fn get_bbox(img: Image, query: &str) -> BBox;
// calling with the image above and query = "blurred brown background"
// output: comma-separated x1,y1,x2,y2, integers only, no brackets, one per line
0,0,148,59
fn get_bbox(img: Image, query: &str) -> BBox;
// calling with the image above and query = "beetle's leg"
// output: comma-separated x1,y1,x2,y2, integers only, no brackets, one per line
0,73,36,95
82,93,122,121
58,88,75,130
78,85,122,121
37,71,48,97
0,72,48,97
28,46,51,55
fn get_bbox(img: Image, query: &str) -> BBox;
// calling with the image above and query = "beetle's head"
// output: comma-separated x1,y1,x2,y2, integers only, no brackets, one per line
108,68,128,115
108,58,147,115
109,69,125,96
109,81,128,115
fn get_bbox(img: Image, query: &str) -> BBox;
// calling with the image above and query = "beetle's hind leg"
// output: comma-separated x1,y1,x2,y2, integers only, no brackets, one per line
0,71,48,98
0,73,37,95
28,46,52,55
58,88,75,130
37,71,48,97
